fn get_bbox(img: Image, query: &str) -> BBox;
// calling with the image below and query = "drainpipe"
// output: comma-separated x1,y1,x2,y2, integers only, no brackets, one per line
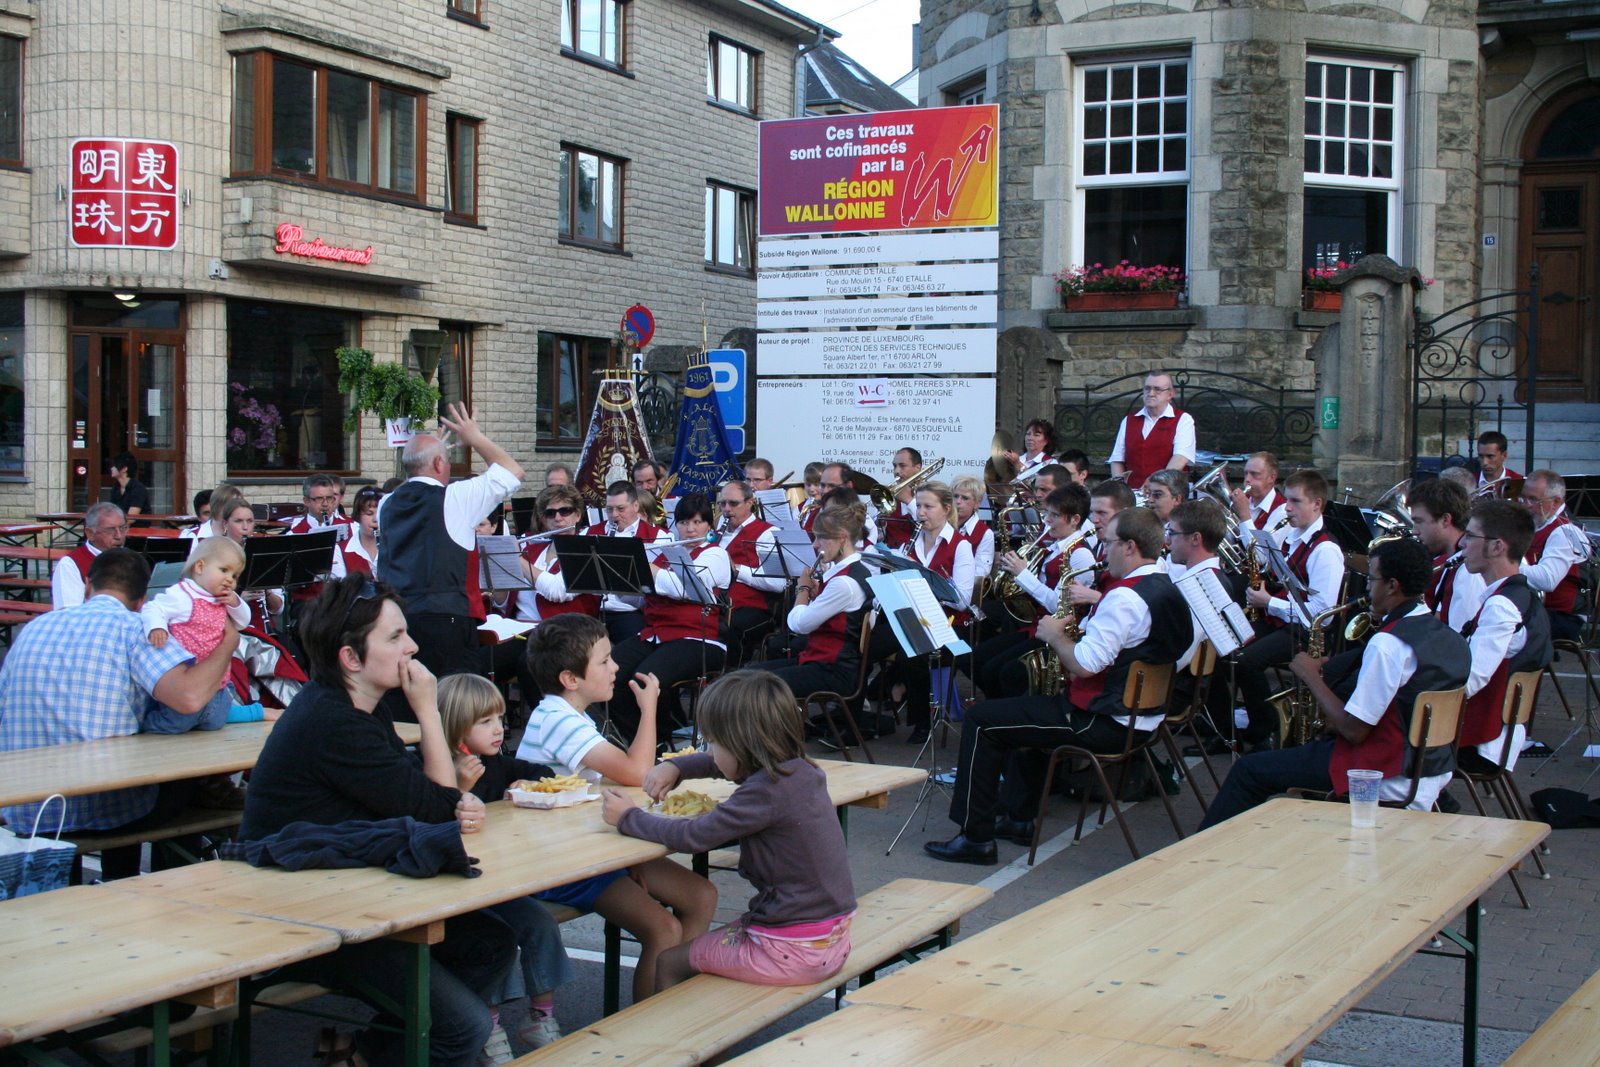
794,27,826,117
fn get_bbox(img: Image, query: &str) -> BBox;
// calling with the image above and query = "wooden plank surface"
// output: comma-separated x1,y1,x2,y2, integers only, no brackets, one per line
1504,965,1600,1066
846,799,1547,1064
0,885,339,1048
103,762,918,945
0,545,69,561
725,1004,1285,1067
0,720,422,808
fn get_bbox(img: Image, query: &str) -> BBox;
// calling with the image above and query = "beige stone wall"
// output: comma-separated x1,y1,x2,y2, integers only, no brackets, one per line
0,0,808,515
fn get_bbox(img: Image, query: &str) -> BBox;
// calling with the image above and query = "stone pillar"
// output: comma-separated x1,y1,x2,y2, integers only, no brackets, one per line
1308,256,1425,500
996,326,1068,435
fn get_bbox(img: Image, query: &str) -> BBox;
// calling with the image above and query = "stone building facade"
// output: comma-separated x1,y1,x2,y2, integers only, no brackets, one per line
915,0,1562,468
0,0,825,514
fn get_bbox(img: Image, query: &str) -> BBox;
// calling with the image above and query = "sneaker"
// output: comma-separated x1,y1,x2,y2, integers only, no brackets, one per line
479,1024,513,1066
515,1008,562,1049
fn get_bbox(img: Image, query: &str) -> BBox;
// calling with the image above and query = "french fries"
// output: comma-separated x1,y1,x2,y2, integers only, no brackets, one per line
662,746,699,760
655,790,717,816
511,775,588,794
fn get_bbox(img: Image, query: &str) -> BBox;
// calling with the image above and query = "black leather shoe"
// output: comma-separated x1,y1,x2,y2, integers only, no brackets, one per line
992,817,1036,846
923,834,999,865
906,725,931,745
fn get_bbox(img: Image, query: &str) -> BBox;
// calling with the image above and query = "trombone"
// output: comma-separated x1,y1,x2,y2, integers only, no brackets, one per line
871,457,945,515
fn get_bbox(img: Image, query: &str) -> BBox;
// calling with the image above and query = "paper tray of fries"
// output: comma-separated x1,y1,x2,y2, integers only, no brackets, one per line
509,775,598,809
648,790,719,818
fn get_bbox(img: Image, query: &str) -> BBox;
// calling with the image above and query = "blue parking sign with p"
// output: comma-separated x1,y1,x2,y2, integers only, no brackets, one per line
707,348,746,455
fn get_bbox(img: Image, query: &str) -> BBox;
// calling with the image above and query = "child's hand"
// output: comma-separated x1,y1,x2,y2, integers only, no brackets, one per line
262,706,283,722
642,761,681,802
455,754,485,792
455,793,487,834
629,672,661,710
601,787,637,827
148,629,169,648
221,591,241,607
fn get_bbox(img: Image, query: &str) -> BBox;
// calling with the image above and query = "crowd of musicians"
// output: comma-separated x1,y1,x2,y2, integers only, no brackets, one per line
36,376,1592,873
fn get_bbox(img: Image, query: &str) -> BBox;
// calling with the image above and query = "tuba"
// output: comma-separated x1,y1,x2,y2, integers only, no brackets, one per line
1267,595,1369,747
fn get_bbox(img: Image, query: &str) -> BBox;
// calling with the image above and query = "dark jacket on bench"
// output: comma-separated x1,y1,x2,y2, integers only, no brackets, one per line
221,816,479,878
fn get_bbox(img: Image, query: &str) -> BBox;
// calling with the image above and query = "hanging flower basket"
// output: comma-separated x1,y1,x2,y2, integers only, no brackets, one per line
1064,290,1181,312
1302,290,1342,312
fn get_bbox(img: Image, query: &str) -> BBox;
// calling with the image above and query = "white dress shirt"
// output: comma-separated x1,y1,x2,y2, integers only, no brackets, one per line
1268,517,1345,627
1108,404,1197,466
50,544,100,608
1521,506,1590,595
1464,575,1532,768
786,551,866,634
728,515,787,595
1074,563,1190,730
902,522,976,612
958,513,996,578
1344,602,1451,809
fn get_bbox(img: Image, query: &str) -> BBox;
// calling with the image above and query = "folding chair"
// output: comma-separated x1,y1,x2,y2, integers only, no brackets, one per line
802,614,878,764
1155,640,1222,822
1453,670,1547,908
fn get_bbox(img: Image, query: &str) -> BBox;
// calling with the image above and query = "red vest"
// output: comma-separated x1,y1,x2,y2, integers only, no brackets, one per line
1265,530,1333,629
464,548,487,621
909,530,972,629
585,519,663,542
342,542,374,577
1527,515,1581,614
1026,547,1068,637
880,503,915,549
68,544,96,581
1427,551,1464,621
1121,408,1187,489
1252,489,1284,529
1458,577,1548,748
723,517,776,612
641,543,723,642
525,541,601,621
954,519,990,555
799,561,870,666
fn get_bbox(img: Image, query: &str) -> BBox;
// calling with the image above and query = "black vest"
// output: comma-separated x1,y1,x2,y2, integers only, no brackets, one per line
1465,575,1553,676
1385,607,1472,779
1087,573,1194,718
376,480,467,615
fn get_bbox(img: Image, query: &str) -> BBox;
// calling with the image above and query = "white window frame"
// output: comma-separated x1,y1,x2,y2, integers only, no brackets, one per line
1303,55,1405,266
1071,53,1191,269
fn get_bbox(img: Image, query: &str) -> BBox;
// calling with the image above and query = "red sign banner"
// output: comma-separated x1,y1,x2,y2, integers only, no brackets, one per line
758,105,999,237
68,138,179,249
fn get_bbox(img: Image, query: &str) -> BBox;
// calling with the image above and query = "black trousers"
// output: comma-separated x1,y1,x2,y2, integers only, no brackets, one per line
948,695,1136,842
606,637,726,741
723,604,777,666
404,611,484,679
1232,626,1296,742
974,629,1042,699
1200,737,1335,829
1549,609,1582,643
604,610,646,646
759,656,855,702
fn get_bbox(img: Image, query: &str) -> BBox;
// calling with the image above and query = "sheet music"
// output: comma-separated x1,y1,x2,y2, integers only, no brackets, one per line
1174,567,1253,657
477,534,533,591
659,544,718,605
478,615,536,641
866,572,971,655
661,498,680,533
757,528,816,578
754,488,797,529
587,507,603,528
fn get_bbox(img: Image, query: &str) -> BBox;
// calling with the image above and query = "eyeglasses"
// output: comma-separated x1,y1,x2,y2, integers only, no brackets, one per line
718,498,744,507
1459,531,1499,545
93,524,129,535
336,578,380,636
543,506,577,518
307,494,338,505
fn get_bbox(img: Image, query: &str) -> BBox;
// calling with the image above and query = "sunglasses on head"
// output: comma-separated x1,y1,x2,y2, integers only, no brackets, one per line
543,506,577,518
337,578,380,636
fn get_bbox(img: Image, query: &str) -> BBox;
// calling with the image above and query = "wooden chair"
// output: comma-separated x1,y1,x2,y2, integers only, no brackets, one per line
1380,688,1466,810
1452,670,1547,908
1027,660,1180,864
802,615,878,764
1155,640,1222,821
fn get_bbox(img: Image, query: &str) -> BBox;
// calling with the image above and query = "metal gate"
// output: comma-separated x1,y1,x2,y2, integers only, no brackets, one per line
1410,268,1542,474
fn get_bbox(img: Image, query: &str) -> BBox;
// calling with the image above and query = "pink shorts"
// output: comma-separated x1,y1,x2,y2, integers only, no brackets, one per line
687,913,853,986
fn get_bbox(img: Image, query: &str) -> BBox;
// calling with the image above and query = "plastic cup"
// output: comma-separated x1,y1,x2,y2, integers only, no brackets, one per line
1347,768,1382,828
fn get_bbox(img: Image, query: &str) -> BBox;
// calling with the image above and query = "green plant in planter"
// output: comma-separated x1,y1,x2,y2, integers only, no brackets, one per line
336,345,440,435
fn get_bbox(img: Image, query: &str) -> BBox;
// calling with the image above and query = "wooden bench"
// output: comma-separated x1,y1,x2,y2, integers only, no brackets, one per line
0,575,52,590
82,981,327,1058
510,877,993,1067
1504,966,1600,1066
68,806,243,880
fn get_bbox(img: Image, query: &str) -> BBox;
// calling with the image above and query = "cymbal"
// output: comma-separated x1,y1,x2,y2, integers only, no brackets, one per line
986,429,1019,486
990,429,1017,459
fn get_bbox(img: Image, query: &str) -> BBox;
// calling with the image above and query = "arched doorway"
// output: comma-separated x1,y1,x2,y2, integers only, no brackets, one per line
1519,86,1600,401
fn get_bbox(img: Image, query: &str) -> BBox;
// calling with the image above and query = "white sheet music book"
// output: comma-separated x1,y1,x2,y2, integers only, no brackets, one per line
866,571,971,656
587,507,603,528
1174,566,1254,657
757,528,815,578
755,488,797,529
477,615,536,641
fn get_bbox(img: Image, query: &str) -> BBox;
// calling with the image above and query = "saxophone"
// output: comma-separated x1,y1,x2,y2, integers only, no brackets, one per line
1022,560,1104,696
1268,595,1370,748
1244,515,1291,622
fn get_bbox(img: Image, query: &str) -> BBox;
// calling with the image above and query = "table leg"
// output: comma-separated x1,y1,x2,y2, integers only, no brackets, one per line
152,998,171,1067
403,941,431,1067
1462,899,1480,1067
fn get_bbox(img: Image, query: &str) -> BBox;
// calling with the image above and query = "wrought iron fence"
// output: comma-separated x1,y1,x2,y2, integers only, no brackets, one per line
1409,270,1539,473
1055,369,1317,468
637,370,680,456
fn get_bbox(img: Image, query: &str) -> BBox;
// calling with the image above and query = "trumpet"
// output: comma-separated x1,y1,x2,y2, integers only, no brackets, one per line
871,457,945,515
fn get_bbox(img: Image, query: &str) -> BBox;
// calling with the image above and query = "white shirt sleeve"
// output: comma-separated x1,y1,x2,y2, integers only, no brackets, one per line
51,556,86,609
971,527,995,579
1521,521,1588,594
531,546,574,602
786,569,866,634
1108,415,1129,465
1269,539,1344,626
652,547,731,599
1073,586,1148,676
949,539,976,611
140,585,196,635
1173,412,1197,464
443,464,522,549
1465,594,1524,699
739,527,788,594
1344,629,1414,726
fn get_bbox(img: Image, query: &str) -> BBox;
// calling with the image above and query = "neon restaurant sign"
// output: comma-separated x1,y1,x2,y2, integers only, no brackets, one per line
273,223,375,265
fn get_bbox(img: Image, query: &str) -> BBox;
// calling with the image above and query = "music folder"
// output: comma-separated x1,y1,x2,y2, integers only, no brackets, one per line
865,546,964,610
1174,566,1254,657
866,572,971,657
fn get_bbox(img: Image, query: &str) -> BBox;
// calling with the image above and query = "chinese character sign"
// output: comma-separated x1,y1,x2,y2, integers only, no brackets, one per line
68,138,179,249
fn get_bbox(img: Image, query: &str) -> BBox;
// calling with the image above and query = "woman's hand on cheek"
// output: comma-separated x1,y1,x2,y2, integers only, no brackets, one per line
399,657,438,712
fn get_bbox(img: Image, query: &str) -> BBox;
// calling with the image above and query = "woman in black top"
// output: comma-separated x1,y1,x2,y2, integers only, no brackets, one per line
242,575,512,1067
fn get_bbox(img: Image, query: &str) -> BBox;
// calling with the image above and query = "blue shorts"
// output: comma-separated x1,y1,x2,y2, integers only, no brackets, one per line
535,870,626,911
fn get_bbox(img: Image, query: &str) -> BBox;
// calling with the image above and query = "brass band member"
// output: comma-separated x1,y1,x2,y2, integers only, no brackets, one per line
1059,448,1093,487
1233,469,1344,746
1409,478,1485,632
760,503,875,705
606,494,731,741
925,509,1193,864
1002,418,1057,471
1230,451,1288,533
585,481,667,644
1519,470,1590,642
717,479,785,664
951,475,996,578
514,485,601,623
808,464,879,542
881,447,924,549
1476,431,1518,492
1140,469,1188,528
1109,372,1196,489
745,457,776,492
1200,538,1470,825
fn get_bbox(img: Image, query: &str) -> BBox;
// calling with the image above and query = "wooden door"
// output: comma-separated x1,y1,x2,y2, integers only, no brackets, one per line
1519,169,1597,401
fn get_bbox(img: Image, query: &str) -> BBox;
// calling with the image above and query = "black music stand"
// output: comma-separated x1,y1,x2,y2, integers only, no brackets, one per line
552,535,653,600
477,534,533,596
135,536,190,570
241,529,339,591
1323,502,1376,553
756,530,817,581
506,497,538,537
863,547,963,609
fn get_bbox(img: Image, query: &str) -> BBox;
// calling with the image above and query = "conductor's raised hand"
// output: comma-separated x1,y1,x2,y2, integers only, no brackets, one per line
438,402,487,451
642,761,681,802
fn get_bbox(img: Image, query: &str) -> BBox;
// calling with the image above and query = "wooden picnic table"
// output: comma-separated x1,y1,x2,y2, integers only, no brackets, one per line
841,798,1546,1067
0,886,340,1060
726,1004,1284,1067
0,720,424,811
0,523,51,547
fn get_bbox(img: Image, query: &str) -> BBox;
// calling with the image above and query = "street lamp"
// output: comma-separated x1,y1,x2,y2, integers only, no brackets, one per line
404,329,451,382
